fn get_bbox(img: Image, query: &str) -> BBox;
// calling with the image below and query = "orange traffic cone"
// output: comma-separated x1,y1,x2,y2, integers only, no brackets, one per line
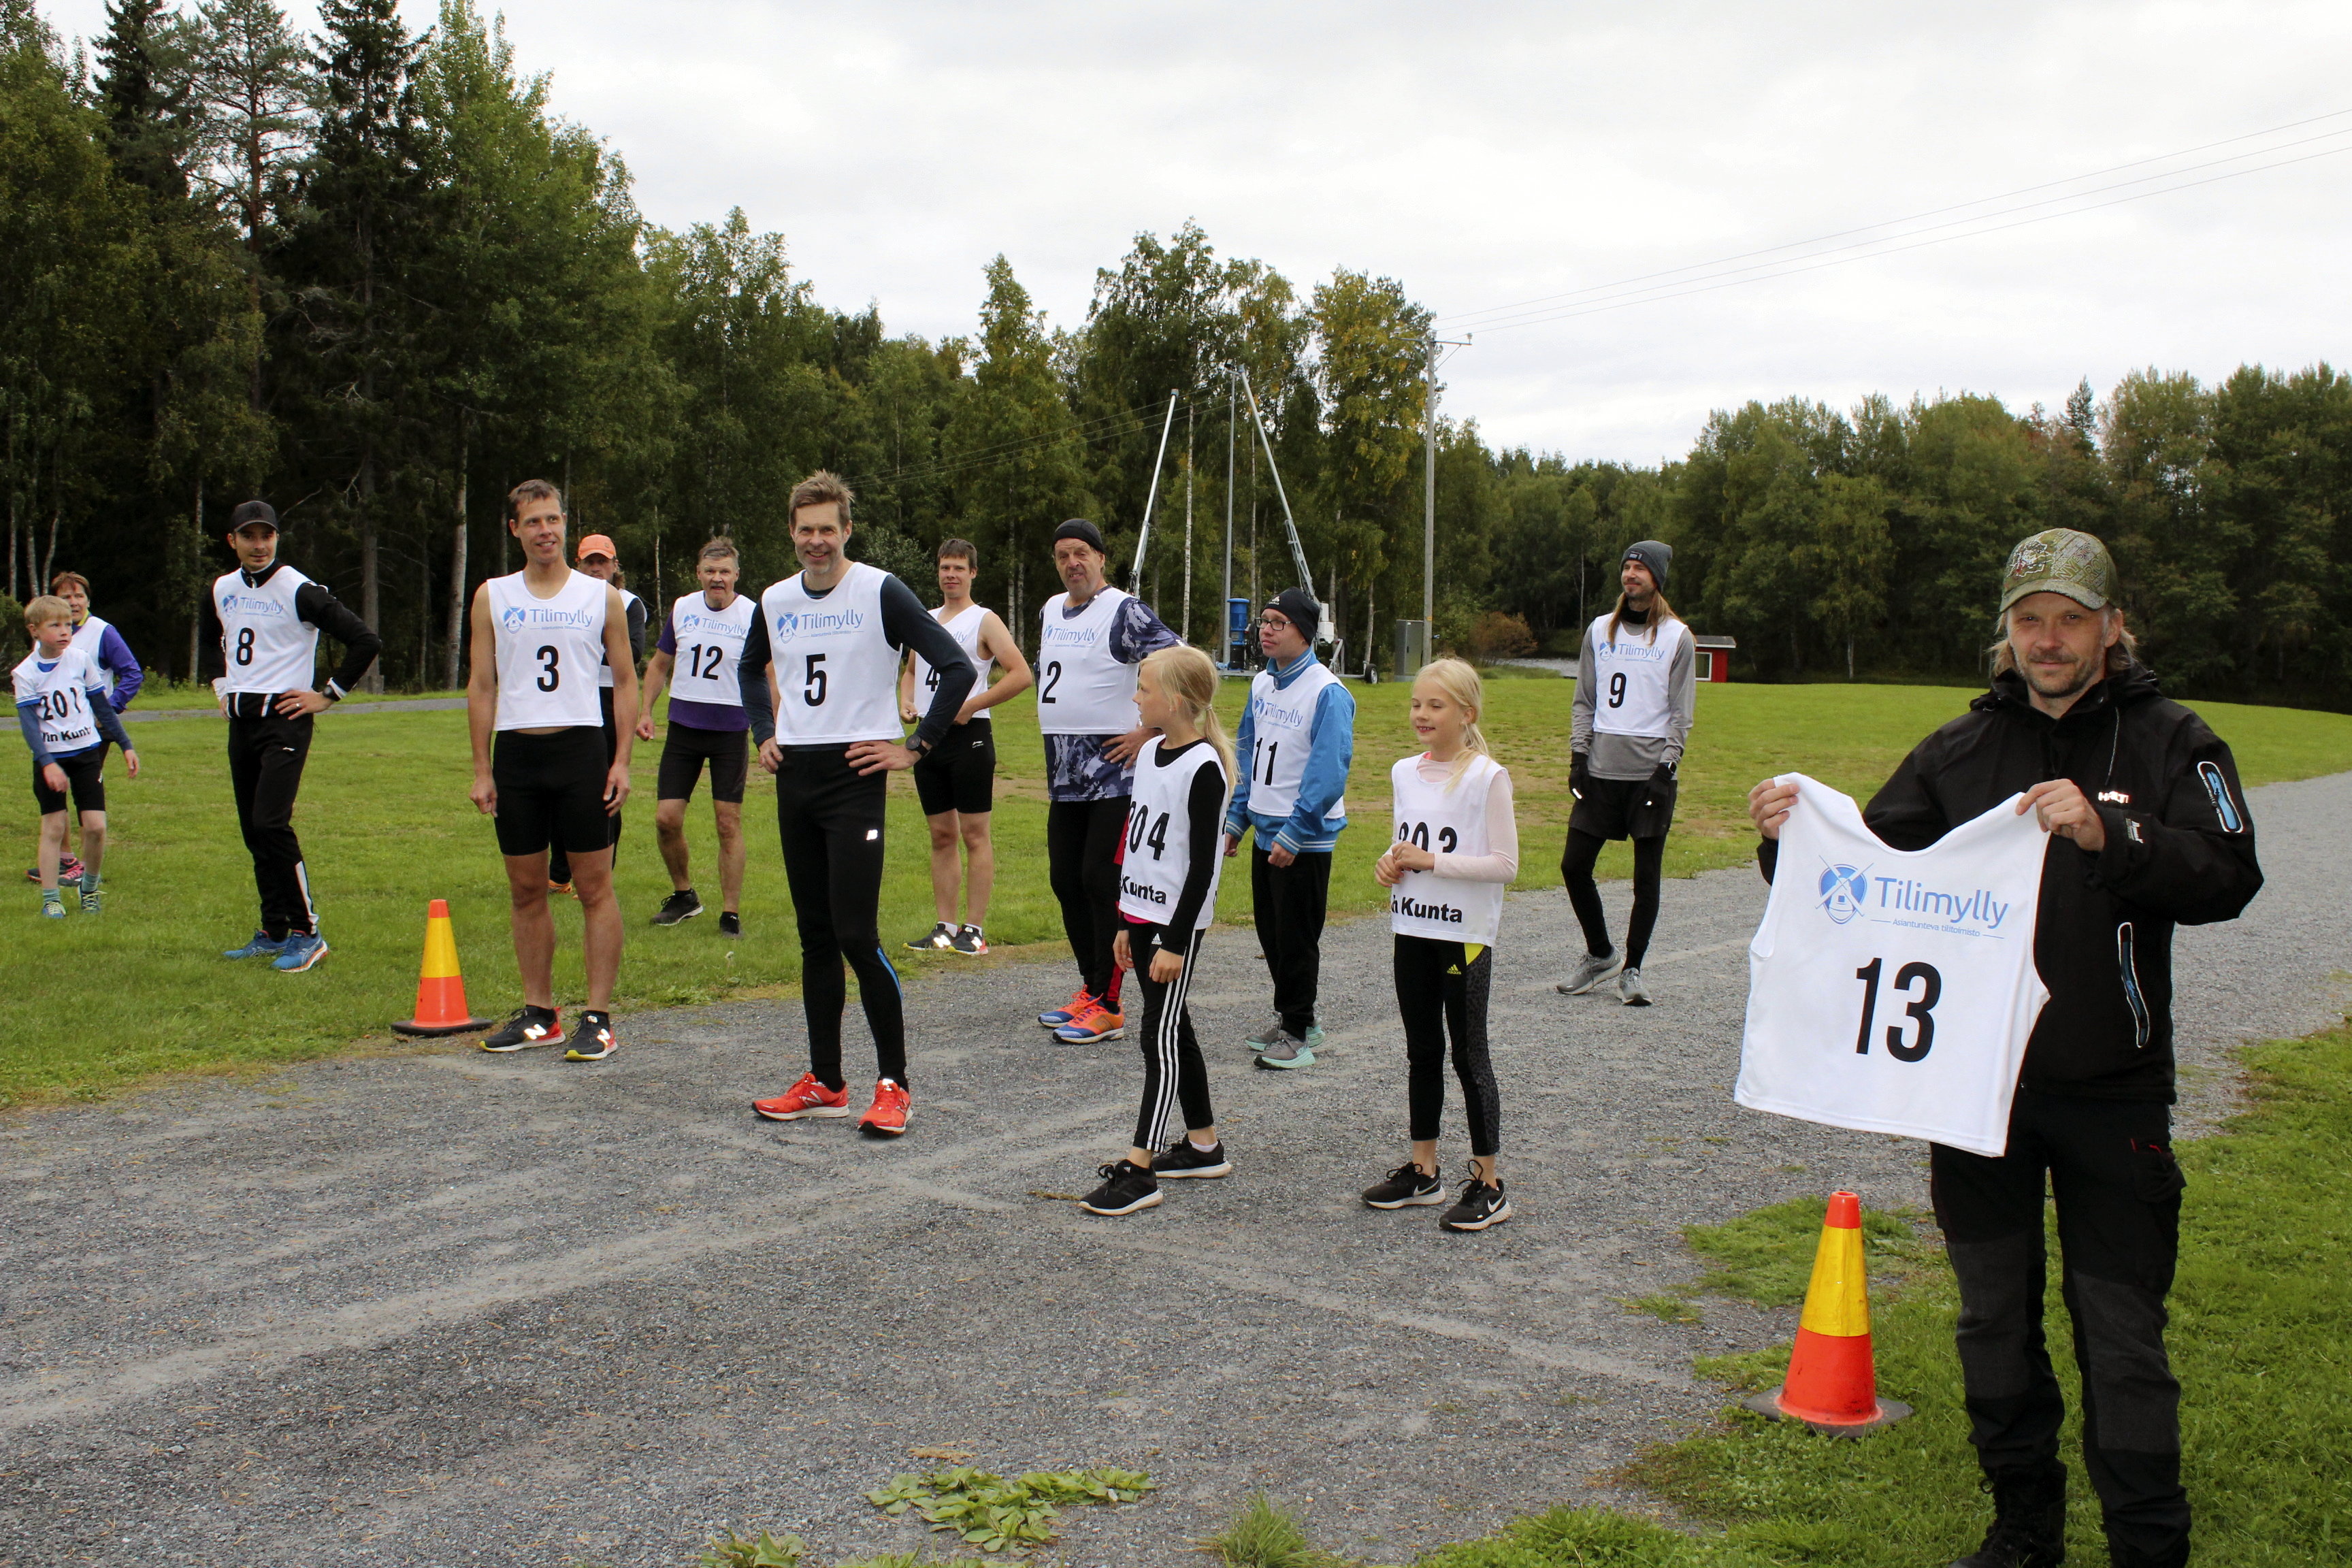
1743,1190,1912,1435
390,899,494,1036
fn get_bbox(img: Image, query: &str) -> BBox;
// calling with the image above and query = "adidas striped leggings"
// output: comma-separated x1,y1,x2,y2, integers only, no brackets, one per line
1128,919,1213,1150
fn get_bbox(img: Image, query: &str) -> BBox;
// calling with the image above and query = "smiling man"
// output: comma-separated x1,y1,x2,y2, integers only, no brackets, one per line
1747,528,2261,1568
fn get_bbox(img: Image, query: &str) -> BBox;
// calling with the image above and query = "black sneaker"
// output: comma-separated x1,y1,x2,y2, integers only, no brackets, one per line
951,924,989,956
718,911,741,937
1079,1160,1161,1215
1362,1162,1445,1209
566,1011,618,1061
479,1005,564,1053
1439,1174,1514,1232
905,921,955,953
651,889,703,927
1155,1139,1232,1179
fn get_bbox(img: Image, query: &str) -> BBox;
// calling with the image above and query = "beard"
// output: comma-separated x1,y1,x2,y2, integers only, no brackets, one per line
2019,645,2100,700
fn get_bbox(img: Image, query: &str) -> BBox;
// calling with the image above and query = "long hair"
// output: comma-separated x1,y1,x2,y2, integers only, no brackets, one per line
1605,586,1678,647
1415,656,1491,787
1143,644,1235,782
1986,608,2138,679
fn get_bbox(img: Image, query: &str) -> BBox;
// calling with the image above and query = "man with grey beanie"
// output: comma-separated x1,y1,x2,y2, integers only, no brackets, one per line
1558,540,1694,1006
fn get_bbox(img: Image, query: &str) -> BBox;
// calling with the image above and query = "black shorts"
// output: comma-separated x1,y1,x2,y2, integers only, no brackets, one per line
1568,770,1678,842
913,721,996,817
657,723,749,805
491,727,611,858
32,746,106,815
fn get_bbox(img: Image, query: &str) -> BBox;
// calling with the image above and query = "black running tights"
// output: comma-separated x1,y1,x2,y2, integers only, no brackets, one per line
1048,796,1129,1000
1130,921,1213,1151
1395,934,1500,1156
1561,828,1664,968
775,749,906,1090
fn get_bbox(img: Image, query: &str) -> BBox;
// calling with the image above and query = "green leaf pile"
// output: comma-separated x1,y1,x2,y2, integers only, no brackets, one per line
864,1465,1155,1552
697,1529,807,1568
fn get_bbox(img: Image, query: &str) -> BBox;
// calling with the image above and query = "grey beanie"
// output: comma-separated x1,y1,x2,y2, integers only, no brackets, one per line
1623,540,1671,593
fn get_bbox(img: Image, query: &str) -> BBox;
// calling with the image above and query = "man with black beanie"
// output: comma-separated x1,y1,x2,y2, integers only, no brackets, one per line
1748,528,2261,1568
204,500,382,972
1558,540,1693,1006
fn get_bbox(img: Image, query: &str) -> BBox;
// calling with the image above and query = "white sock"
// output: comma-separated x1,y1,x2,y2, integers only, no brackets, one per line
1190,1136,1218,1152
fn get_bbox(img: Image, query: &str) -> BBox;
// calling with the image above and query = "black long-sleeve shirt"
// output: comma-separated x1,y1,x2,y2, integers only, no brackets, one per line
1760,663,2262,1101
197,561,383,698
738,569,975,751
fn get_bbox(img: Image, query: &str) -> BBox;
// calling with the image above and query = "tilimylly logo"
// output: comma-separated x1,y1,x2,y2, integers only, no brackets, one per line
500,604,595,632
772,607,864,646
1817,864,1869,925
220,592,290,618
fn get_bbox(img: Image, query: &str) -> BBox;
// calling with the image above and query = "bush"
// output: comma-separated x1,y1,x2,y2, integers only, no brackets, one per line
1469,611,1537,662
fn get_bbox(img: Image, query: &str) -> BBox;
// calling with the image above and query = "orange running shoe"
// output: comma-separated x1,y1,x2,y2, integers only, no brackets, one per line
860,1078,911,1137
1054,995,1125,1044
1039,987,1094,1029
753,1072,850,1122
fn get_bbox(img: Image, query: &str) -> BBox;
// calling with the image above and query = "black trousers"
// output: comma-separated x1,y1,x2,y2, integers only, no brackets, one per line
1561,828,1665,968
1395,935,1500,1156
1047,797,1128,1000
775,748,905,1090
1931,1091,2189,1564
548,689,620,885
1130,921,1212,1149
1251,845,1331,1036
226,710,316,939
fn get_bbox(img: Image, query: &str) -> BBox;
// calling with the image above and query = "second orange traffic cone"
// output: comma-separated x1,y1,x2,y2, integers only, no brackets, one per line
1743,1190,1912,1435
389,899,493,1037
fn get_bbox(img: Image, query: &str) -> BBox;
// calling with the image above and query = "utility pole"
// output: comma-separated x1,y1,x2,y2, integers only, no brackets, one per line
1416,333,1469,674
1183,400,1194,647
1222,370,1236,668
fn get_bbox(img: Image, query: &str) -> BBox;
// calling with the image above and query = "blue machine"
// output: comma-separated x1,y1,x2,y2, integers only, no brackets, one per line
1225,597,1252,670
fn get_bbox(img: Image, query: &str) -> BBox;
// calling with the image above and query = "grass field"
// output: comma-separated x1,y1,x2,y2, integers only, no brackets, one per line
5,676,2348,1102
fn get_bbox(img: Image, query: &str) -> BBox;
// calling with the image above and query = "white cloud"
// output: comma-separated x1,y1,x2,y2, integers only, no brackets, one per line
50,0,2352,458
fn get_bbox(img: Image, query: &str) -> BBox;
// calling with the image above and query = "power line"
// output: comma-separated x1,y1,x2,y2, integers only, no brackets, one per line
1440,108,2352,334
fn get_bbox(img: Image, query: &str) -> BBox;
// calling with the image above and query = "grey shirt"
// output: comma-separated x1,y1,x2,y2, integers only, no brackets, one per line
1571,608,1695,779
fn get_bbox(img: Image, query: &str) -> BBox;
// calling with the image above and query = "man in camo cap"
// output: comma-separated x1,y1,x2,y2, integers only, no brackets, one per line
1747,525,2261,1568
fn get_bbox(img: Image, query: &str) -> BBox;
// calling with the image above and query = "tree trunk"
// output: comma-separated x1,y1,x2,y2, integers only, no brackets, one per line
444,421,468,691
1846,632,1855,681
189,477,204,683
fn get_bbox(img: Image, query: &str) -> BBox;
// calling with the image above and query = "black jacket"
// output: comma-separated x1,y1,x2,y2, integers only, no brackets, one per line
1762,662,2262,1101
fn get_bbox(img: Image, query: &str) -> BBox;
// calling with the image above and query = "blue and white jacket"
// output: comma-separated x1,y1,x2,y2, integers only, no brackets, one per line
1223,648,1354,856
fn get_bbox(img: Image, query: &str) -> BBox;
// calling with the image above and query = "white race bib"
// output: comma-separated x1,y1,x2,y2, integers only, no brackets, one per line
1587,612,1688,738
489,570,608,731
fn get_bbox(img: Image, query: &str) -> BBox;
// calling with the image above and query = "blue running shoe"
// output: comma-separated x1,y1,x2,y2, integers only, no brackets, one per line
225,931,287,960
40,896,65,921
272,932,329,973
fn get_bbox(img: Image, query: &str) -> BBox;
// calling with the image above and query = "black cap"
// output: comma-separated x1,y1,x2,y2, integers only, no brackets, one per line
1053,518,1107,553
1623,540,1671,593
1266,587,1320,640
229,500,280,534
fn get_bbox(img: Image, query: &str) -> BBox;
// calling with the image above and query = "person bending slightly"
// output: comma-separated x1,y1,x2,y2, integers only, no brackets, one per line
1368,658,1517,1232
1079,645,1237,1218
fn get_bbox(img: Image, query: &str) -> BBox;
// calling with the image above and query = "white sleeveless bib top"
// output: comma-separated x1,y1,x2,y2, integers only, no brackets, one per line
1037,587,1139,736
1117,736,1230,930
1587,612,1690,738
214,566,320,696
913,604,991,722
488,570,608,731
760,562,902,745
1388,751,1507,947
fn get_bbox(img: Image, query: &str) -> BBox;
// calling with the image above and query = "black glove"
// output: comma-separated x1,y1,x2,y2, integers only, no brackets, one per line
1570,752,1590,796
1648,761,1677,789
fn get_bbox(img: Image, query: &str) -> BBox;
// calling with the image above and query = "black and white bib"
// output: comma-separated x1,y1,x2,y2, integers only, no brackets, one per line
667,591,755,708
913,604,990,721
488,570,608,731
1117,737,1230,930
1242,660,1345,819
598,588,644,689
1036,587,1139,736
1388,751,1506,946
759,562,902,745
12,643,105,755
1586,612,1690,738
214,566,320,696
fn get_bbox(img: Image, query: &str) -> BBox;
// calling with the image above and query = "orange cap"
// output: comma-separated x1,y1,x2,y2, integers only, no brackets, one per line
576,534,617,561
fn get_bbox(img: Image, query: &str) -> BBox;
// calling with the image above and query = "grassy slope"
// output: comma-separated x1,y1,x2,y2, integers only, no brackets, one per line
4,680,2347,1100
1414,1024,2352,1567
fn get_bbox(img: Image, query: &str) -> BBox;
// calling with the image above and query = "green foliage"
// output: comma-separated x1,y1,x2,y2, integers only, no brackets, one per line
864,1465,1153,1554
696,1529,806,1568
1205,1492,1346,1568
1618,1294,1705,1325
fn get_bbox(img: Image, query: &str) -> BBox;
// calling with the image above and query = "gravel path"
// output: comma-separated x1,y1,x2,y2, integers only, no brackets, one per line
4,773,2345,1568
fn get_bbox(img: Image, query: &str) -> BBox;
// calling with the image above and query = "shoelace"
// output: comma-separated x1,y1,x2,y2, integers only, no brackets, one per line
1096,1160,1137,1182
1386,1162,1429,1188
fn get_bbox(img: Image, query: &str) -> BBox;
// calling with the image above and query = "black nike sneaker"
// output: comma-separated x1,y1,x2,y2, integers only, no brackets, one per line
651,889,703,926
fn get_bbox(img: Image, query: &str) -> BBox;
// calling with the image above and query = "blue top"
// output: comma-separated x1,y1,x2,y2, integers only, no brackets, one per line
1224,647,1354,855
81,621,144,711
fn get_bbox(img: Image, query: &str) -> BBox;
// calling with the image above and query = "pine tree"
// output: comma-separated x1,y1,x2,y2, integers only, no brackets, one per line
93,0,191,201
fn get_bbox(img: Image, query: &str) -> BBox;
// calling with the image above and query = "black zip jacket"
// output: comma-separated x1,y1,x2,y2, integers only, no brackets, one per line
1761,662,2261,1101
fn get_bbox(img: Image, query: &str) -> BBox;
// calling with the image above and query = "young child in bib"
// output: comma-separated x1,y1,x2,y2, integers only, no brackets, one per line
1079,645,1237,1218
1368,658,1518,1232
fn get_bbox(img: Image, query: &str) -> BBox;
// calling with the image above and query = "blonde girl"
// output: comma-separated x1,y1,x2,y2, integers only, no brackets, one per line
1368,657,1519,1231
1080,644,1237,1216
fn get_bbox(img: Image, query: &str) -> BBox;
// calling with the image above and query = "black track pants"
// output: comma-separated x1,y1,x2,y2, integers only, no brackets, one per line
775,748,905,1090
1048,797,1129,1000
1931,1092,2188,1565
549,691,619,885
1251,845,1331,1036
1130,921,1212,1150
1561,828,1664,968
226,710,316,939
1394,935,1501,1156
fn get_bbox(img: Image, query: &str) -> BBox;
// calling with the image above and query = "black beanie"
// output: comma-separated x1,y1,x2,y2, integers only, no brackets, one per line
1623,540,1671,593
1267,587,1320,640
1054,518,1107,553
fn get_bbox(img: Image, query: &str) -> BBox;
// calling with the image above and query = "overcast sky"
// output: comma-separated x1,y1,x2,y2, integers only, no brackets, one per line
47,0,2352,461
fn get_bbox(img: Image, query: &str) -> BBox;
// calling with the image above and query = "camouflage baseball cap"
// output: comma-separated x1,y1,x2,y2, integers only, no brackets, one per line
1999,528,2117,613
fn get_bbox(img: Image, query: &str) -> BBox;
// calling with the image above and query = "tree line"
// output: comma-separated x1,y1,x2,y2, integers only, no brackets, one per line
4,0,2346,708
